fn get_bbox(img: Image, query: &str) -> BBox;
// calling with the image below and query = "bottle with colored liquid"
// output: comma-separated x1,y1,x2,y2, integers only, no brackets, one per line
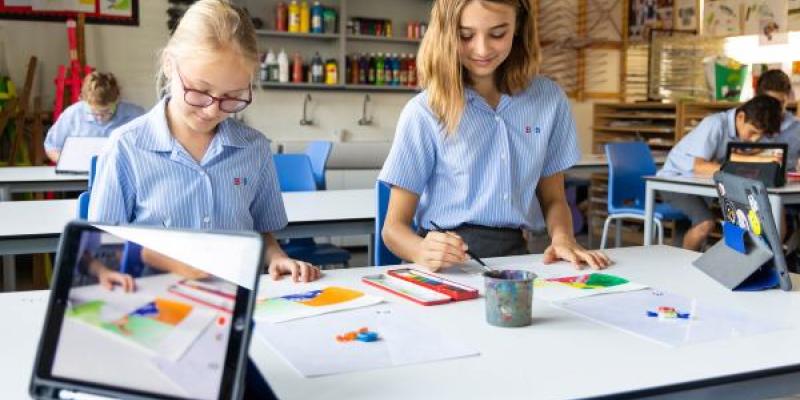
367,53,376,85
383,53,393,86
265,49,278,82
260,53,268,83
276,2,287,31
311,1,323,34
311,52,324,83
407,55,417,87
390,53,400,85
375,53,384,85
349,54,359,84
359,53,368,84
292,52,303,83
288,0,300,33
277,49,289,83
299,0,310,33
325,58,338,85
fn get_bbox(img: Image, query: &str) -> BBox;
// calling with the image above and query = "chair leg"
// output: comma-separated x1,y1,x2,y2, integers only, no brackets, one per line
615,219,623,248
600,216,613,250
655,219,664,245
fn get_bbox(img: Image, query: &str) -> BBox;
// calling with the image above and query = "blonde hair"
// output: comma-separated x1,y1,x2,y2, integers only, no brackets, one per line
80,71,120,106
157,0,259,97
418,0,540,134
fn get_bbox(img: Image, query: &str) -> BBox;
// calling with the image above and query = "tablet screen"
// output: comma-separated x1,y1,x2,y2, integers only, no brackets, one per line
726,143,786,166
33,223,263,400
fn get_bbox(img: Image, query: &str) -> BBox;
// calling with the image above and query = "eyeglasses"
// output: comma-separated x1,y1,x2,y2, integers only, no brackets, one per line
175,64,252,113
89,103,117,120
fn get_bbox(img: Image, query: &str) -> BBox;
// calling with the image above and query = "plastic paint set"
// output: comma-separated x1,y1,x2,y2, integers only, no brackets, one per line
362,268,479,306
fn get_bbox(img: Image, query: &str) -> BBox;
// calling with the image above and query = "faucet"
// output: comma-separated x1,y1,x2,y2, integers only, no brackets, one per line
300,94,313,126
358,94,373,126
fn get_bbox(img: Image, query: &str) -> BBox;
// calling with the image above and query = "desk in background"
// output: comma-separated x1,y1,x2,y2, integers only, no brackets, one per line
0,166,87,201
0,190,375,291
643,176,800,246
3,246,800,399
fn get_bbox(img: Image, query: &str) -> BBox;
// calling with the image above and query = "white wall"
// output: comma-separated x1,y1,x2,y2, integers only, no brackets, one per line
0,1,599,154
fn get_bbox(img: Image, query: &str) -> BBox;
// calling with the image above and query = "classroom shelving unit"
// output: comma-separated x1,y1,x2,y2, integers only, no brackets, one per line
239,0,431,93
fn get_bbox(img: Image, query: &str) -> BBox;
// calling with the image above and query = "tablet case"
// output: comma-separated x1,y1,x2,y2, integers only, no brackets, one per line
692,172,792,291
721,161,784,188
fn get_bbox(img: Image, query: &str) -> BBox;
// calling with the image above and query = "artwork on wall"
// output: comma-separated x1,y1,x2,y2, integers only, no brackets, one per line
0,0,138,25
743,0,788,45
629,0,675,41
674,0,700,30
703,0,742,37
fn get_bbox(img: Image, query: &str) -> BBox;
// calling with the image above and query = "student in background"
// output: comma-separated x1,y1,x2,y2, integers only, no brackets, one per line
379,0,610,271
755,70,800,170
89,0,320,283
657,95,783,251
44,72,144,163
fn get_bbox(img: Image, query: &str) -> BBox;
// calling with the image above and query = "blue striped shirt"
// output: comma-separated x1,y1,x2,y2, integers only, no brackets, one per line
88,98,288,232
378,77,581,231
44,101,145,151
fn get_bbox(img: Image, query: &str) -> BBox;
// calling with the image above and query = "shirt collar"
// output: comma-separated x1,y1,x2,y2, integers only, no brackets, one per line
725,108,738,139
136,97,250,152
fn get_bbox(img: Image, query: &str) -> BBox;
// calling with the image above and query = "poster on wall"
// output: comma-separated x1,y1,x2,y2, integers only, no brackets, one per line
629,0,675,41
674,0,700,30
703,0,742,37
0,0,138,25
743,0,788,45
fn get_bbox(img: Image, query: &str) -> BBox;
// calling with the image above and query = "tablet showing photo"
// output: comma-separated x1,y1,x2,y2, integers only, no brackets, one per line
30,222,268,400
55,136,108,175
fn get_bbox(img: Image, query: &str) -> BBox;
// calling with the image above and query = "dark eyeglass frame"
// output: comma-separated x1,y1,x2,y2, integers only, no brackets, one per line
175,64,252,113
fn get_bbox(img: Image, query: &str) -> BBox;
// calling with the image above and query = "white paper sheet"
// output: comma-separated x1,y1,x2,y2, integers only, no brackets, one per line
555,289,791,347
255,307,480,377
56,136,108,174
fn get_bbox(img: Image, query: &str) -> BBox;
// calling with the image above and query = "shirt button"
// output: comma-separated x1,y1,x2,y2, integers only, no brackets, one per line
501,153,506,160
503,193,509,200
494,115,501,121
203,216,210,223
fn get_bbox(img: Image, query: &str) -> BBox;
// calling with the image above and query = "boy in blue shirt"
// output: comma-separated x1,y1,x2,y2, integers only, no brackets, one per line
755,70,800,170
657,95,783,250
44,71,144,162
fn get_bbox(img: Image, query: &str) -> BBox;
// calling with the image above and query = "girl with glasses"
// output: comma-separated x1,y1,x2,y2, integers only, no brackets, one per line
379,0,611,270
89,0,320,283
44,71,144,163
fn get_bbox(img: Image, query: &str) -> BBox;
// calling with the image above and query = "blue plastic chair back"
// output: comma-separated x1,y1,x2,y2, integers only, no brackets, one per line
605,141,656,212
88,155,98,189
76,155,99,219
305,141,333,190
273,154,318,192
120,242,144,277
374,181,403,266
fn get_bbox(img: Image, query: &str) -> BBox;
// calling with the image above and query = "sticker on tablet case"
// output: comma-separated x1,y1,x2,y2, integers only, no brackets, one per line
736,209,749,230
748,209,762,235
747,194,759,212
724,201,737,223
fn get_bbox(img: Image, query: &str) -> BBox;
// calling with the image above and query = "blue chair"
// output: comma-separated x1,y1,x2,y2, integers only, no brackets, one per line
273,153,351,267
600,142,687,249
305,141,333,190
374,181,403,266
76,155,98,219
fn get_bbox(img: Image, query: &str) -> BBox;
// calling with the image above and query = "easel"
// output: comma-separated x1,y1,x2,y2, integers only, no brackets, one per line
0,56,38,167
53,14,93,122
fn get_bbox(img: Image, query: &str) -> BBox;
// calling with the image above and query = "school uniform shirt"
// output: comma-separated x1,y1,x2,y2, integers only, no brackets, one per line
43,100,145,151
767,113,800,171
658,109,738,177
88,97,287,233
378,77,581,232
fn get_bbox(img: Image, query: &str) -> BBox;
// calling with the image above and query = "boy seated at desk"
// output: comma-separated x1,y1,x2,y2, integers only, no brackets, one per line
656,95,783,251
755,69,800,171
44,71,145,163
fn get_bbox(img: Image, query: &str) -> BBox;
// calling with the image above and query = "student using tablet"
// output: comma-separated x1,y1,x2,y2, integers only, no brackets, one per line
755,69,800,170
44,71,144,163
89,0,320,283
379,0,610,271
657,95,783,251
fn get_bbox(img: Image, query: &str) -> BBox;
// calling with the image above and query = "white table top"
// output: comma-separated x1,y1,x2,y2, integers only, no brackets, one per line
574,154,667,168
0,189,375,239
645,174,800,194
5,246,800,399
0,166,87,184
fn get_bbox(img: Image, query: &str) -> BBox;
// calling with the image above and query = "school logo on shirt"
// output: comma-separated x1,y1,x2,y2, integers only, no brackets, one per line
233,177,248,186
524,126,541,135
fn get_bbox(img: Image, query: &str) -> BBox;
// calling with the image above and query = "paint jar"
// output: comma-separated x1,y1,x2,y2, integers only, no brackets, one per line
483,270,536,328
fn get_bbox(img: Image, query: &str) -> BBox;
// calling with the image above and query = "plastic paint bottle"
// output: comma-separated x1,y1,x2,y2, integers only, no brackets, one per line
277,49,289,83
299,0,310,33
292,52,304,83
288,0,300,33
265,49,278,82
359,54,368,84
311,1,323,34
311,52,324,83
367,53,376,85
325,59,338,85
276,2,288,31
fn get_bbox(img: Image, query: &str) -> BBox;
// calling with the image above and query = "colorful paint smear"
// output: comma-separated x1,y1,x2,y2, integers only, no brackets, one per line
543,273,629,289
254,286,383,323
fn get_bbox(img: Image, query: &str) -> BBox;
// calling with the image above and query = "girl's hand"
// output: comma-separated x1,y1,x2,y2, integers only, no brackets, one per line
97,269,136,292
269,256,321,282
415,231,469,272
543,237,611,270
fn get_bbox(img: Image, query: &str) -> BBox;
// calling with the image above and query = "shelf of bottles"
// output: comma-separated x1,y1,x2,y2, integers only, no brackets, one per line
258,0,426,92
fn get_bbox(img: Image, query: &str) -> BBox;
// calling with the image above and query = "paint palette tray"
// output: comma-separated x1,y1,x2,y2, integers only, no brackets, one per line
387,268,479,301
362,268,479,306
